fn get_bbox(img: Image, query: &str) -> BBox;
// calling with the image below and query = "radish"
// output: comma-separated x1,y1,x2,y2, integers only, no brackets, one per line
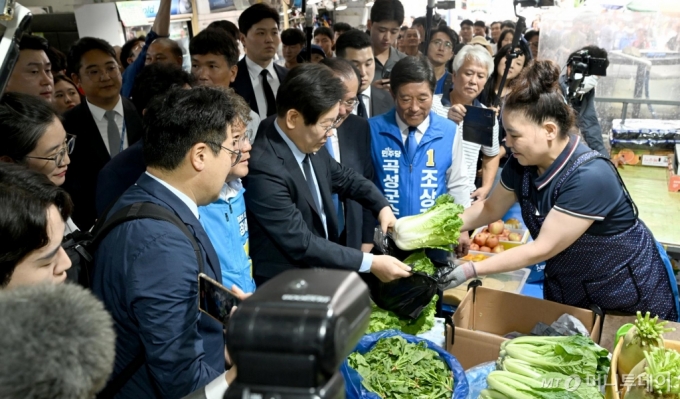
618,312,675,376
624,347,680,398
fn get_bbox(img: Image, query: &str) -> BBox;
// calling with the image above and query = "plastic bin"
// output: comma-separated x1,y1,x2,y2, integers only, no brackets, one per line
442,268,530,306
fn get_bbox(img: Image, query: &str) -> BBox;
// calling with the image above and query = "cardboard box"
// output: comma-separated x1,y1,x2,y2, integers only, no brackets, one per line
445,286,603,370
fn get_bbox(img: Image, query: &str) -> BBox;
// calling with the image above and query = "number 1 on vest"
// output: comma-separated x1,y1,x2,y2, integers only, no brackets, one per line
426,149,435,167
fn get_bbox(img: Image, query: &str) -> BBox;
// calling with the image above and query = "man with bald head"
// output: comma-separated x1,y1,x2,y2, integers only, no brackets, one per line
145,38,183,67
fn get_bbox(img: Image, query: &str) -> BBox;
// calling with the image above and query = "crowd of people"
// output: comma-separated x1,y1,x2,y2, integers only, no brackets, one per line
5,0,679,398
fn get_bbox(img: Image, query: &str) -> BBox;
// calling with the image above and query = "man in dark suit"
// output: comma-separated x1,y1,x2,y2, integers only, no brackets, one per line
319,58,376,253
231,3,288,121
95,63,195,216
244,64,411,286
335,30,394,119
63,37,143,230
92,87,243,398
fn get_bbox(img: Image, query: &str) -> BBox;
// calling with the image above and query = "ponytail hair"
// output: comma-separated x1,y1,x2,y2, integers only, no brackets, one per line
504,59,574,138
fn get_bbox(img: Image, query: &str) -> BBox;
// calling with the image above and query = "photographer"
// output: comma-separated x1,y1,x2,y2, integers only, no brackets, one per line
560,45,609,158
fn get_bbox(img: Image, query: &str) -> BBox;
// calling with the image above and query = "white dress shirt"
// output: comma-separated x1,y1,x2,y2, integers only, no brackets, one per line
395,112,471,208
352,87,372,118
274,120,374,272
86,96,128,155
431,94,499,196
328,129,341,163
144,172,199,219
246,110,261,143
245,56,281,121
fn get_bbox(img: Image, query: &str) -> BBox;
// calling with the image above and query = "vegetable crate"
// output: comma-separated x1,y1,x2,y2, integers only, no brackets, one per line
471,227,530,250
606,338,680,399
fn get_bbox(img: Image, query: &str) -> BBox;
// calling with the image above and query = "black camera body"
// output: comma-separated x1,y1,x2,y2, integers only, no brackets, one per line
568,49,608,78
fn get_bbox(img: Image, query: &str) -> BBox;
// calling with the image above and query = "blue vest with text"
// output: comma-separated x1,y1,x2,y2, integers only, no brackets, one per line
198,186,255,293
369,109,456,217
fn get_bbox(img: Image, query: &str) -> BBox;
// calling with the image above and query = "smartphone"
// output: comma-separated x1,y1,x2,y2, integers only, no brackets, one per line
198,273,241,326
382,68,391,80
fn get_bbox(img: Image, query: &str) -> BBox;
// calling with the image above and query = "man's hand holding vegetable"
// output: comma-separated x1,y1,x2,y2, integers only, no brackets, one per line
371,206,413,283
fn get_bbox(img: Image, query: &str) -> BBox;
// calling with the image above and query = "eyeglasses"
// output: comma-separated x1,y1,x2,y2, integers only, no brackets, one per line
209,142,242,166
234,133,251,150
341,97,359,109
320,116,344,137
25,134,76,170
431,39,453,50
85,64,120,81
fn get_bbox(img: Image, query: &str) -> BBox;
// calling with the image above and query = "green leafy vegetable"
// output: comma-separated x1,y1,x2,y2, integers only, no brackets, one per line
626,347,680,398
367,295,438,335
404,251,436,275
620,311,675,376
498,335,610,381
348,336,453,399
392,194,464,251
485,370,603,399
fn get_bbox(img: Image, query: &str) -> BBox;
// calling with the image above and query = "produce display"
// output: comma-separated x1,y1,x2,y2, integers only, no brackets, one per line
368,295,438,335
625,347,680,398
480,335,609,398
461,253,491,262
392,194,464,251
618,312,675,376
471,220,523,253
348,336,454,399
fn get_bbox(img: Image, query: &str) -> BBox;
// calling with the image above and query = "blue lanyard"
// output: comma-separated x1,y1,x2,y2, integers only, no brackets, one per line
120,121,126,153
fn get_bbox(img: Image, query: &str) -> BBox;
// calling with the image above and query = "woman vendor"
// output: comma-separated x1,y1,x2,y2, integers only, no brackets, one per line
439,60,680,321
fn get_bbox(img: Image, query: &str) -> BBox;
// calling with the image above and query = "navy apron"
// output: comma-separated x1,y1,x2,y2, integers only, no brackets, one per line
520,150,679,321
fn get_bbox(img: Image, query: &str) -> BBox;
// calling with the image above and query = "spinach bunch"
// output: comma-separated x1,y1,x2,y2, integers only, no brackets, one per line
348,336,453,399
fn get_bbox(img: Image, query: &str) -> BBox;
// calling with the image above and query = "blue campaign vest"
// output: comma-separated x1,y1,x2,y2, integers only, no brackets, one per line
370,109,456,217
198,185,256,293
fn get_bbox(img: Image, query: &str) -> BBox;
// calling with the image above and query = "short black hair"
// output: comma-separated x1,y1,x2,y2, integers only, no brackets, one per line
0,162,73,287
120,37,145,68
19,34,48,52
143,86,237,171
238,3,280,36
474,20,486,28
490,21,502,28
0,92,61,163
314,27,334,41
45,46,66,73
335,30,372,58
319,57,361,96
276,63,345,125
190,28,239,67
412,17,426,28
428,25,459,46
281,28,306,46
333,22,352,35
207,20,240,39
68,37,118,76
501,20,516,30
569,45,609,68
130,63,195,115
524,30,539,43
152,38,184,60
390,56,436,96
460,19,474,28
370,0,405,26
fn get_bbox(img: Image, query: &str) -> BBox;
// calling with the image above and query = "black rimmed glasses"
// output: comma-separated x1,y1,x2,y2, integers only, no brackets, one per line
209,142,242,166
25,134,76,170
431,39,454,50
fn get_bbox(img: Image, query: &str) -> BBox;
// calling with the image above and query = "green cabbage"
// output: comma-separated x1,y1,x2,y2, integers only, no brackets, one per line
367,295,438,336
392,194,464,251
485,370,604,399
403,251,436,275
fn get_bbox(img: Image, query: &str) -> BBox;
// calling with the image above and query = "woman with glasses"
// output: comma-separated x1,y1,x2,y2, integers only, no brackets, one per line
426,26,458,95
0,92,78,234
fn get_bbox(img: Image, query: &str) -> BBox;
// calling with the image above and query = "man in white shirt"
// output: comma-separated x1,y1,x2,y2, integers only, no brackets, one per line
335,30,394,119
232,3,289,120
61,37,144,230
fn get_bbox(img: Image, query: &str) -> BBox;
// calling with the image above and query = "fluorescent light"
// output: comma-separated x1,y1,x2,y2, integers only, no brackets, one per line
336,4,348,10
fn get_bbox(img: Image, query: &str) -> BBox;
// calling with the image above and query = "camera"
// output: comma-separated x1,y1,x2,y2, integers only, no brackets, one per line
568,49,608,78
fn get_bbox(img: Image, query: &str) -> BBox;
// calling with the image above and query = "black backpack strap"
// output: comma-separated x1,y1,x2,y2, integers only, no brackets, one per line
95,202,205,399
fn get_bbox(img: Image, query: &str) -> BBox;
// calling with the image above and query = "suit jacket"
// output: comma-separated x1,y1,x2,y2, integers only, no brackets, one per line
62,98,143,230
370,87,395,118
95,139,146,217
335,115,376,250
230,57,288,116
92,173,224,399
244,116,389,280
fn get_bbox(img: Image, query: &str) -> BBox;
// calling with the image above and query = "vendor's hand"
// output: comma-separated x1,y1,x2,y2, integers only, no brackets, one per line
377,206,397,234
448,104,466,124
455,231,470,258
434,261,477,291
371,255,412,282
372,78,391,91
471,186,491,203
